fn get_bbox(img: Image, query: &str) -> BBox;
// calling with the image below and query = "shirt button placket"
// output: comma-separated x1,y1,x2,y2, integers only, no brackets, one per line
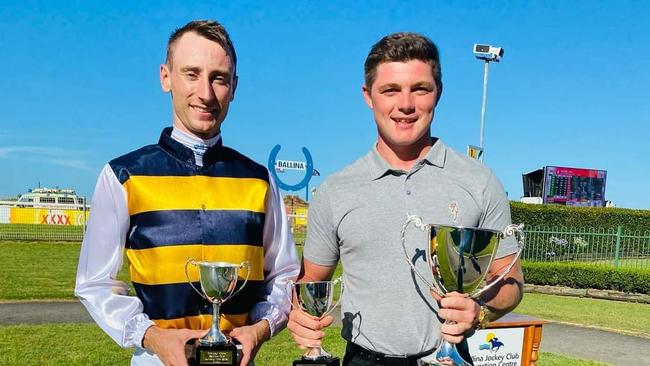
405,176,412,196
404,175,415,214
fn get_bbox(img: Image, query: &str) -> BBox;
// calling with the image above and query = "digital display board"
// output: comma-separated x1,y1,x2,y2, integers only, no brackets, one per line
543,166,607,207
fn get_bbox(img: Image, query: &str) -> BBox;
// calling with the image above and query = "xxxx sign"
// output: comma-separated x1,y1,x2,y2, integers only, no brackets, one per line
41,211,72,225
10,207,89,226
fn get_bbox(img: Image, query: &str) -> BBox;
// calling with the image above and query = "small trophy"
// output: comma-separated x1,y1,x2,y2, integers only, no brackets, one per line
288,278,343,366
185,259,250,366
401,216,525,366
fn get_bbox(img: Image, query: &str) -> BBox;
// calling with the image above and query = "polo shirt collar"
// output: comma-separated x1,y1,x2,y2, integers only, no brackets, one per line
367,137,446,180
422,137,446,168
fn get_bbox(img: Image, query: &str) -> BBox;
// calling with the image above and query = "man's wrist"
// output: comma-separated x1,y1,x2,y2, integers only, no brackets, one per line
142,324,159,349
124,314,155,349
254,319,271,343
475,305,489,330
474,299,490,330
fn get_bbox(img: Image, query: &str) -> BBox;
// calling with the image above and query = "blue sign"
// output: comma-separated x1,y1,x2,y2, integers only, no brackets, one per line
267,144,314,192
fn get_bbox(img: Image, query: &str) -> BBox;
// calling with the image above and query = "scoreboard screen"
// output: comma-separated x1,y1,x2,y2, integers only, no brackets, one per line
543,166,607,207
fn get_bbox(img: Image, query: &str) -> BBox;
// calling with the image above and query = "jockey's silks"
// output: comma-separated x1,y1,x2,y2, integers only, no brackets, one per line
109,127,268,332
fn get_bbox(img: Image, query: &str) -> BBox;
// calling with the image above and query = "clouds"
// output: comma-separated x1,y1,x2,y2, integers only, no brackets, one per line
0,146,93,172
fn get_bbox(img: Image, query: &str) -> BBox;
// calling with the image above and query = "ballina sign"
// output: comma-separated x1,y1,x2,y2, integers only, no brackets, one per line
267,144,314,193
275,160,306,171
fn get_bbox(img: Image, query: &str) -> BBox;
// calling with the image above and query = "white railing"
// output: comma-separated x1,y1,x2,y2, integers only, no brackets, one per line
0,200,89,211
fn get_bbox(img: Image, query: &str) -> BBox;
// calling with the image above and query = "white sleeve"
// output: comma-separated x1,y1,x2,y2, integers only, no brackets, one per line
74,164,154,348
249,172,300,336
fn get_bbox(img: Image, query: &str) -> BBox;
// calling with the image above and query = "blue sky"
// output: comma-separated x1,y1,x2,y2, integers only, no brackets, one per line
1,1,649,209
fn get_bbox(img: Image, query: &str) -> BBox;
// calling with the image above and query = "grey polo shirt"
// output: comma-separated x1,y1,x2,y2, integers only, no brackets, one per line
304,138,518,355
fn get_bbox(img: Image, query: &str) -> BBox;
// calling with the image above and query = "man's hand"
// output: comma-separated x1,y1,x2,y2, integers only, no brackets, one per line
229,320,271,365
142,325,207,366
432,291,480,344
286,308,334,351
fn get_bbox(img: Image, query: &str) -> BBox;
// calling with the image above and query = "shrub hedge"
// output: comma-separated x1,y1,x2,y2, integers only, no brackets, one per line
510,202,650,232
522,261,650,294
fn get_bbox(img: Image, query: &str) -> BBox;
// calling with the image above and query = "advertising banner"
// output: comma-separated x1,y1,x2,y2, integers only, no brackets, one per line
8,207,89,226
467,327,525,366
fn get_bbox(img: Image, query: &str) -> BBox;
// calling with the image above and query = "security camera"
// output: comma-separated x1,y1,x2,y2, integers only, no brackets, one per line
473,44,504,62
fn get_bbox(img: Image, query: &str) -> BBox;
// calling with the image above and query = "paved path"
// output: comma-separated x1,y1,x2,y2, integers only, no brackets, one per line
539,323,649,365
2,301,649,366
0,300,92,325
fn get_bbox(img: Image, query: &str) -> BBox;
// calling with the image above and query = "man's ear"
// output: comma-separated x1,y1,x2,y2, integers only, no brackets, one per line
435,83,443,106
230,75,238,101
362,84,373,109
160,64,171,92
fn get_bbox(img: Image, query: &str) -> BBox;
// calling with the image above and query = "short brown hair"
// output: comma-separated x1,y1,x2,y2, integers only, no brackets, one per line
166,20,237,75
364,32,442,96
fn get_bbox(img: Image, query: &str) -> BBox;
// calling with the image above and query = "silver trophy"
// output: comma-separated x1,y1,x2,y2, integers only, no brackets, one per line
401,215,524,366
184,259,250,365
288,278,343,366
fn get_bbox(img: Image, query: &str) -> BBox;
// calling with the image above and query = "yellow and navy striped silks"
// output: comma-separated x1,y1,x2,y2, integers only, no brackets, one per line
110,128,269,332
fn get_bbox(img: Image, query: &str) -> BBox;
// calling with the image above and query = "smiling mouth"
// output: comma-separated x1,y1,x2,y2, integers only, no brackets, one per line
191,105,217,114
392,117,417,124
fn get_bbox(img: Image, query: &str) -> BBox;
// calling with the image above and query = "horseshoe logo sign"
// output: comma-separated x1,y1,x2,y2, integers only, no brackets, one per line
267,144,314,191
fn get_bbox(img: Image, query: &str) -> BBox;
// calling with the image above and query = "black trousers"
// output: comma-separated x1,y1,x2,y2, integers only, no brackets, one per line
342,343,429,366
342,341,474,366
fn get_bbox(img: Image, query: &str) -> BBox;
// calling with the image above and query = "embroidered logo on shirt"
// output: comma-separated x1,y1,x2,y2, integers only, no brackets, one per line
449,201,459,223
193,143,208,158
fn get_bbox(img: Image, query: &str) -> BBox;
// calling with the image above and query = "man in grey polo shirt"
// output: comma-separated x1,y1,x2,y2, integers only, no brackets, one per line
287,32,523,366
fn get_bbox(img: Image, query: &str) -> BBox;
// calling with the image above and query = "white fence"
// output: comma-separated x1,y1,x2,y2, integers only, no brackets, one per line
0,201,89,241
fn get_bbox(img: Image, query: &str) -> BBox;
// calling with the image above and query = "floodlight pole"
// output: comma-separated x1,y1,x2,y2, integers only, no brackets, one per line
473,44,503,161
479,60,489,161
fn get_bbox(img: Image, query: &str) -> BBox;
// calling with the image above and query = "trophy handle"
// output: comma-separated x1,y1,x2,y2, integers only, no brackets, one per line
472,223,525,298
286,279,296,309
286,279,303,312
401,214,435,290
224,260,250,303
184,258,206,299
321,276,343,319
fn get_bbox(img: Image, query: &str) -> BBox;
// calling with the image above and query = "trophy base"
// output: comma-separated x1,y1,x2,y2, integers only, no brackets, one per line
293,357,340,366
192,343,237,366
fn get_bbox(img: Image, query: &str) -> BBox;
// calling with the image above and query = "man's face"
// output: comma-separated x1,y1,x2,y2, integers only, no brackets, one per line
160,32,237,139
363,60,439,153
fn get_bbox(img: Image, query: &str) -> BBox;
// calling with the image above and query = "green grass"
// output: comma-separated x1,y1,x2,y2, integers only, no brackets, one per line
0,241,130,300
0,241,83,299
0,323,132,365
536,353,609,366
0,242,326,301
514,292,650,338
0,223,84,241
0,323,606,366
292,231,306,246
